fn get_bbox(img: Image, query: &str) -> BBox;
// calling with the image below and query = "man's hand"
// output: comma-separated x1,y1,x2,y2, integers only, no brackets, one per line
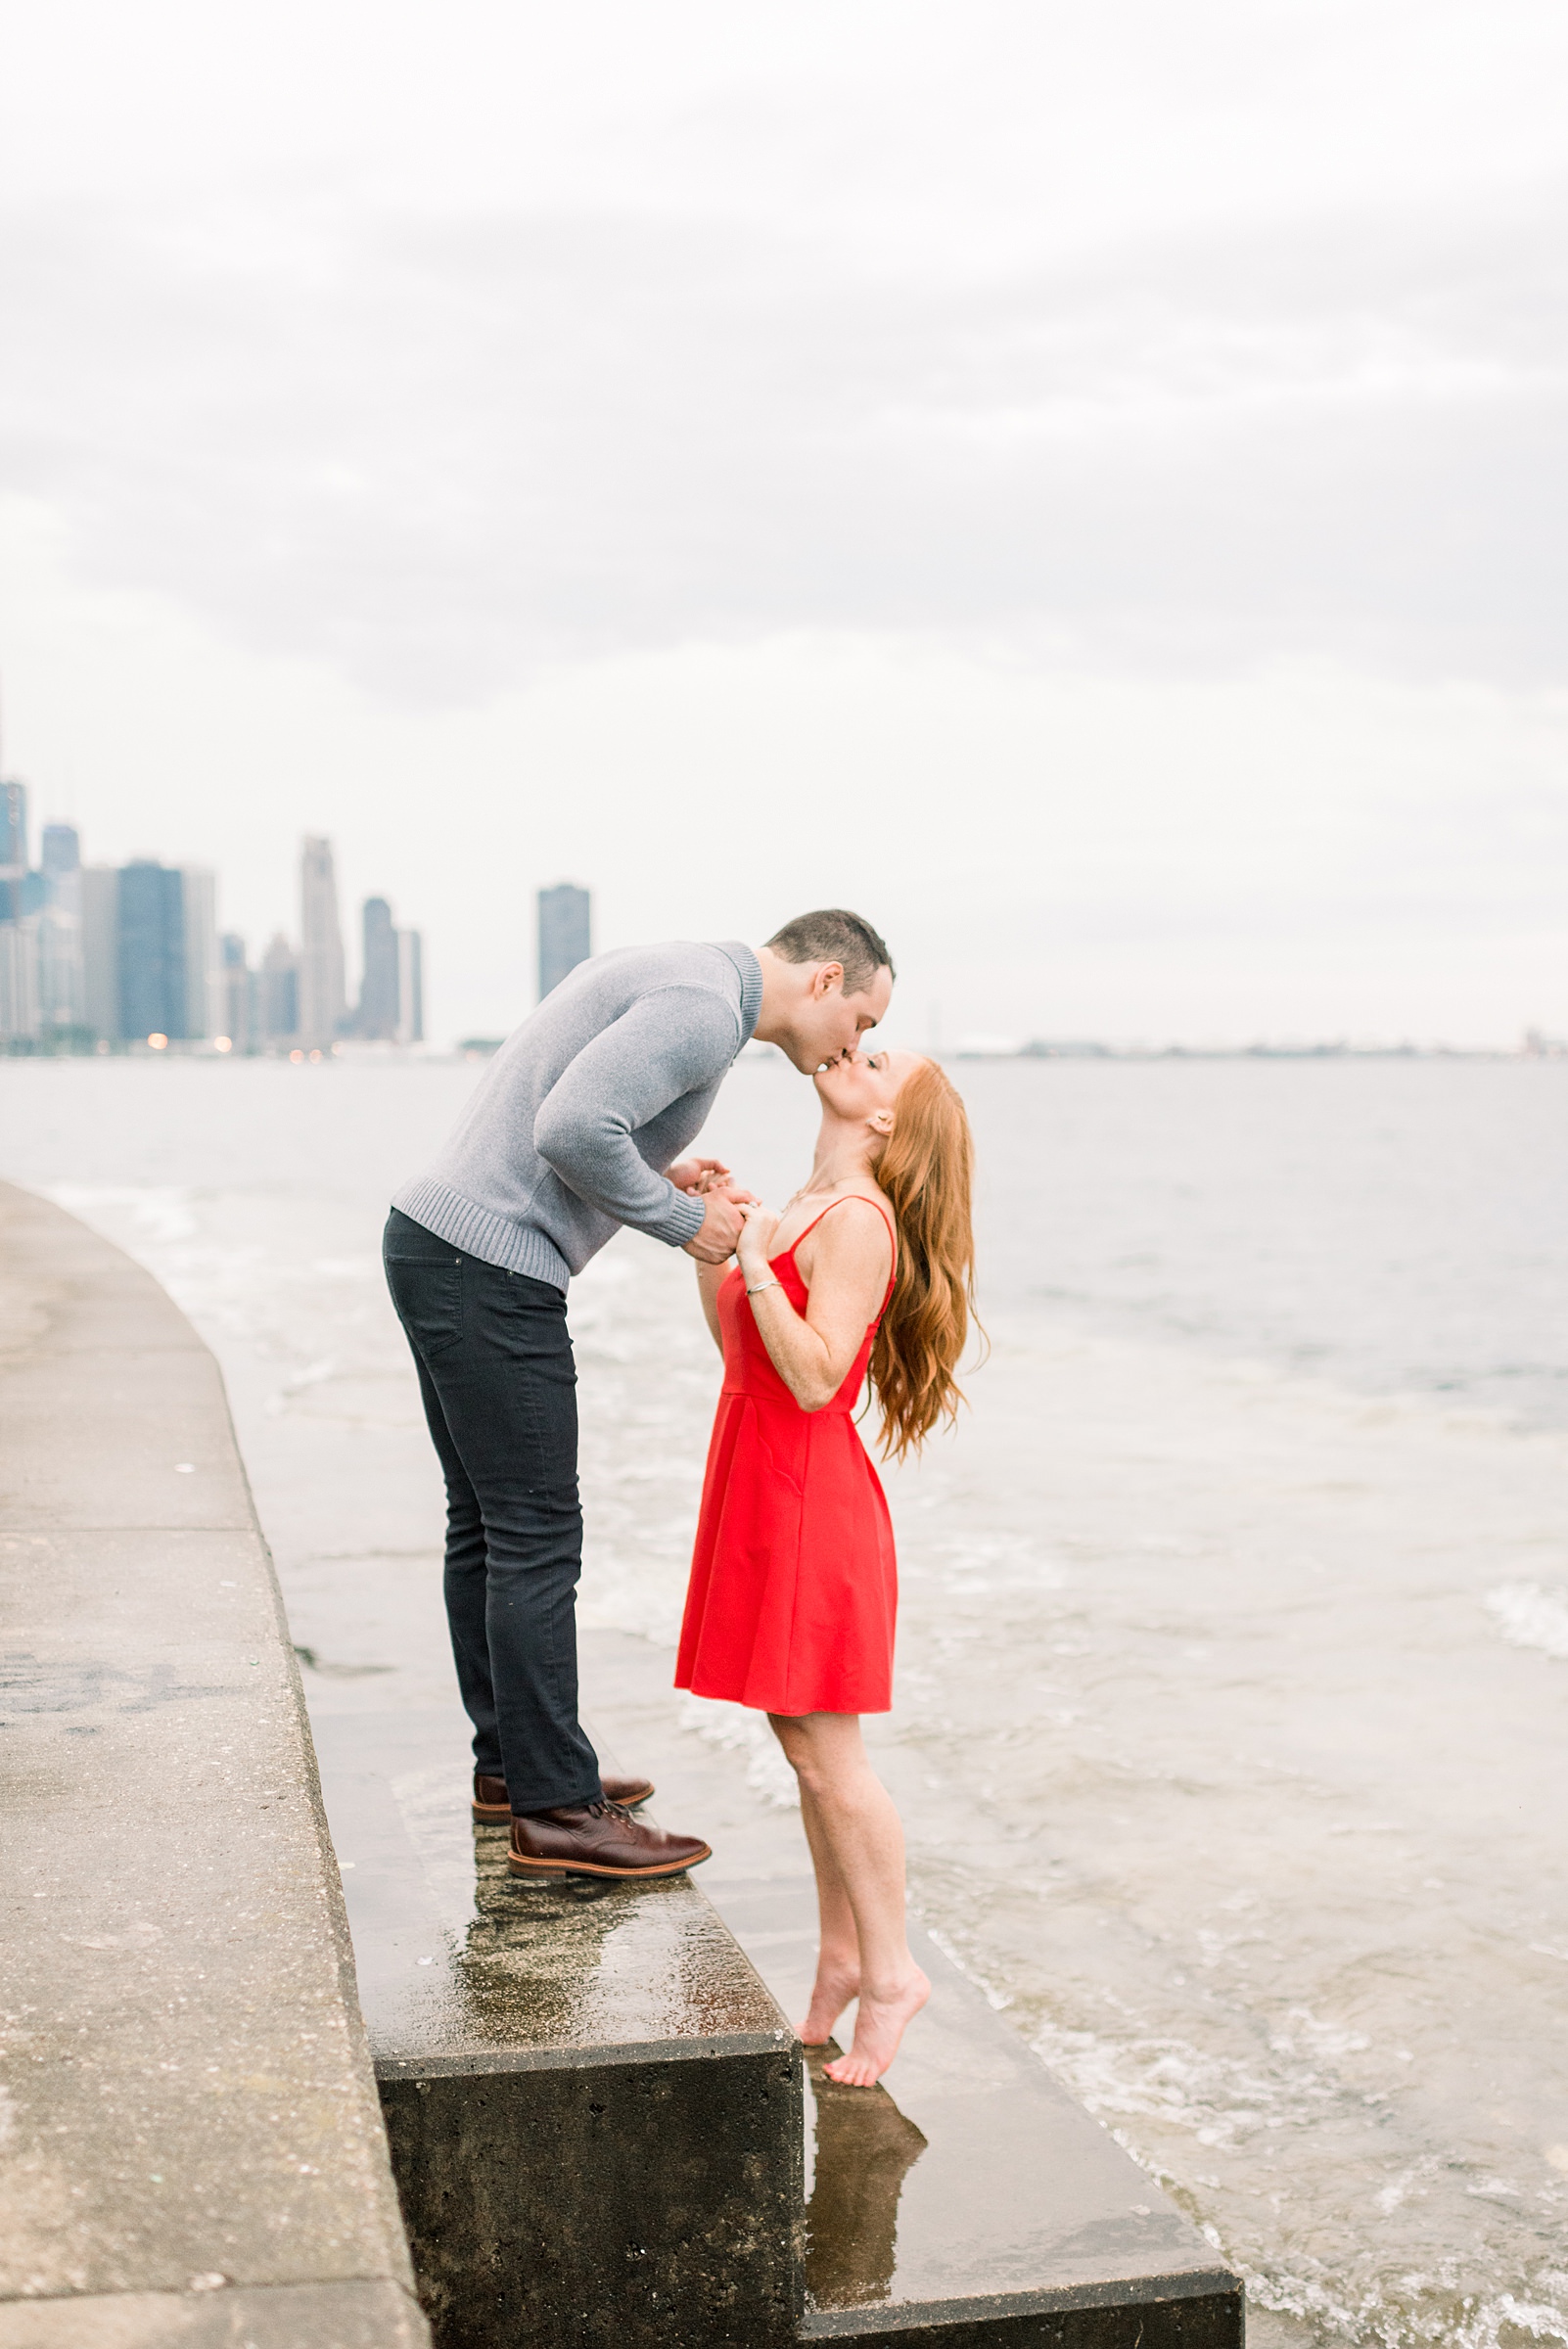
669,1156,731,1194
682,1189,750,1265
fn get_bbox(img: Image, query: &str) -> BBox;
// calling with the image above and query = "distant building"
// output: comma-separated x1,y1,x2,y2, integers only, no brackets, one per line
395,928,424,1045
538,883,591,1001
179,868,221,1041
356,898,399,1039
117,862,188,1041
350,896,423,1044
36,825,86,1035
297,837,346,1045
80,866,121,1039
0,781,25,909
110,859,219,1042
260,934,300,1043
220,933,253,1051
0,780,39,1042
0,784,35,1042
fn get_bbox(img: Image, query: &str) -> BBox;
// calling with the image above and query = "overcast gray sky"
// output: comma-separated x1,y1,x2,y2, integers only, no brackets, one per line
2,0,1565,1044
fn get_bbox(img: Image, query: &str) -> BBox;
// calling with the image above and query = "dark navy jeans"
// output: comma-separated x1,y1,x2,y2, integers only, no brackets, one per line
382,1208,602,1815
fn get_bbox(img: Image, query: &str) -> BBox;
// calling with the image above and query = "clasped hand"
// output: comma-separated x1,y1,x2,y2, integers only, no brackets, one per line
671,1156,761,1266
735,1201,781,1281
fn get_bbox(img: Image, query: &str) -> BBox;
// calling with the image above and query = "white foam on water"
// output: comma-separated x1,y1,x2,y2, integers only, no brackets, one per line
1484,1584,1568,1662
50,1181,198,1245
1030,2009,1345,2151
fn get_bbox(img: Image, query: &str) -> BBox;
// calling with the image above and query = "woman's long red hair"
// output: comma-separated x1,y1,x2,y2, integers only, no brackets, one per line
869,1059,980,1459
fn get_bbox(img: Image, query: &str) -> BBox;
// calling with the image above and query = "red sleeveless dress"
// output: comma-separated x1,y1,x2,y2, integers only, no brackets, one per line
675,1197,898,1717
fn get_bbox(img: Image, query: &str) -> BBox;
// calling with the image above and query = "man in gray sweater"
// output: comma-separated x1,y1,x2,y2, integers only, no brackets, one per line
383,908,895,1880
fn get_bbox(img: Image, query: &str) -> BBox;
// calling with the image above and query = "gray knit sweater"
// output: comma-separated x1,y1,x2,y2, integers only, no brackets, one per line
392,941,762,1291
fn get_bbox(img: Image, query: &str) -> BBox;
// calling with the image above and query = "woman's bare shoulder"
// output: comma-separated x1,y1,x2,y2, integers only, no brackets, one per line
796,1187,894,1273
827,1184,893,1225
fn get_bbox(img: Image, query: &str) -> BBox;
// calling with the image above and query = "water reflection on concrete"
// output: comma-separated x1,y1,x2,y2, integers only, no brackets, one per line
356,1771,788,2066
803,2044,928,2308
454,1822,776,2050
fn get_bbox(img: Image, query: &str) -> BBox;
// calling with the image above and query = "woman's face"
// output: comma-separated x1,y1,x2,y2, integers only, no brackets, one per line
813,1046,923,1128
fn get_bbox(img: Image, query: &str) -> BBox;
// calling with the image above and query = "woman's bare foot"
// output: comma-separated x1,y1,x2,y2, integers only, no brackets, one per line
800,1955,861,2047
823,1966,930,2086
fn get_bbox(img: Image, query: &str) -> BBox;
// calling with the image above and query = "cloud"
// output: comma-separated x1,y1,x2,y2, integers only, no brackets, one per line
3,179,1565,699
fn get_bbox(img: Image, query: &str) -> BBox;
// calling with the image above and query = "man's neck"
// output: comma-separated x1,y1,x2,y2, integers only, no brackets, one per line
750,945,788,1047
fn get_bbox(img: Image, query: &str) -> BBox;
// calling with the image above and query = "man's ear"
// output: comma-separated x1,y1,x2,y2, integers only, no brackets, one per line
811,960,846,998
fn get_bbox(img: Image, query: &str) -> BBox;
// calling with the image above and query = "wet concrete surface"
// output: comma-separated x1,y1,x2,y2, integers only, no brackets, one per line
310,1636,1237,2346
0,1188,427,2346
317,1709,802,2346
313,1711,789,2067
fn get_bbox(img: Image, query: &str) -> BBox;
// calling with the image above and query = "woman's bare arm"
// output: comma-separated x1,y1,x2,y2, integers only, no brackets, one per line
734,1198,892,1411
695,1257,729,1354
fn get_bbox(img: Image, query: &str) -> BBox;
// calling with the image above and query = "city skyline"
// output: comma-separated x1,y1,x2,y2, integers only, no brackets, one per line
0,777,425,1051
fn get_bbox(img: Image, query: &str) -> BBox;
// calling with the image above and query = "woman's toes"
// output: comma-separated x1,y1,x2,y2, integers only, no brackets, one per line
823,2051,875,2087
827,1969,930,2085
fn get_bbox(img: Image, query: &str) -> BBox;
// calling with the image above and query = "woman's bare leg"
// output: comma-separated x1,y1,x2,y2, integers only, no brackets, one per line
795,1779,860,2044
768,1711,930,2086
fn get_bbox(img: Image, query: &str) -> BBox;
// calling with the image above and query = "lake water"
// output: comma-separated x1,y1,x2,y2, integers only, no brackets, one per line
5,1052,1567,2349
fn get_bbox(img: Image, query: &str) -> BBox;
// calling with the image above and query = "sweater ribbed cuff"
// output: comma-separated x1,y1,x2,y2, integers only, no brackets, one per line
651,1184,709,1250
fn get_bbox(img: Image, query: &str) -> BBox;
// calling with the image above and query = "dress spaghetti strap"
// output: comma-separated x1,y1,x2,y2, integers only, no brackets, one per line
783,1191,898,1275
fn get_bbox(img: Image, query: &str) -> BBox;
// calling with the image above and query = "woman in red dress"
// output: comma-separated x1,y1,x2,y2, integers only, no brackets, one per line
676,1049,977,2086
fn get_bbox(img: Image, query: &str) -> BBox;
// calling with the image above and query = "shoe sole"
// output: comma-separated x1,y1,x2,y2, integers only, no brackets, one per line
506,1844,712,1880
474,1785,655,1824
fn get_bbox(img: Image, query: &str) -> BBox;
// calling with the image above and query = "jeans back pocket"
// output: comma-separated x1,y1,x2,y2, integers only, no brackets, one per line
386,1257,465,1359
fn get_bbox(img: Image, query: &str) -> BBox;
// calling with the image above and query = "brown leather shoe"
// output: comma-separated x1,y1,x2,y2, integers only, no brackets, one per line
507,1801,711,1880
472,1771,655,1822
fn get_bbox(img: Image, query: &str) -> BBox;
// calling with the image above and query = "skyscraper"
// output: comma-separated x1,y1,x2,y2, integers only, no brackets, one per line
220,933,253,1051
36,824,85,1034
395,927,424,1045
180,867,221,1040
81,865,120,1039
297,836,346,1046
537,883,591,1001
0,780,38,1042
356,898,399,1039
0,780,25,913
260,935,300,1043
117,862,187,1041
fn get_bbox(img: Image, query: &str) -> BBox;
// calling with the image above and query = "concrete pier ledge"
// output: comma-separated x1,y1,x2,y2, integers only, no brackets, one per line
312,1660,1241,2349
312,1709,804,2347
0,1185,428,2348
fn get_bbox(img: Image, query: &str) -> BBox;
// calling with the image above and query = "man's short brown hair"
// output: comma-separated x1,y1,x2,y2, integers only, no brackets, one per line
764,909,895,995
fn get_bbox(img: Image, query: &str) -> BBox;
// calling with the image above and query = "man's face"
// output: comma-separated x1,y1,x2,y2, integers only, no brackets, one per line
787,962,894,1072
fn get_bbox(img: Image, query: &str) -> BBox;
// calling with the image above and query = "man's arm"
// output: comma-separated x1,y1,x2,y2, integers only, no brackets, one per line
531,988,740,1246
